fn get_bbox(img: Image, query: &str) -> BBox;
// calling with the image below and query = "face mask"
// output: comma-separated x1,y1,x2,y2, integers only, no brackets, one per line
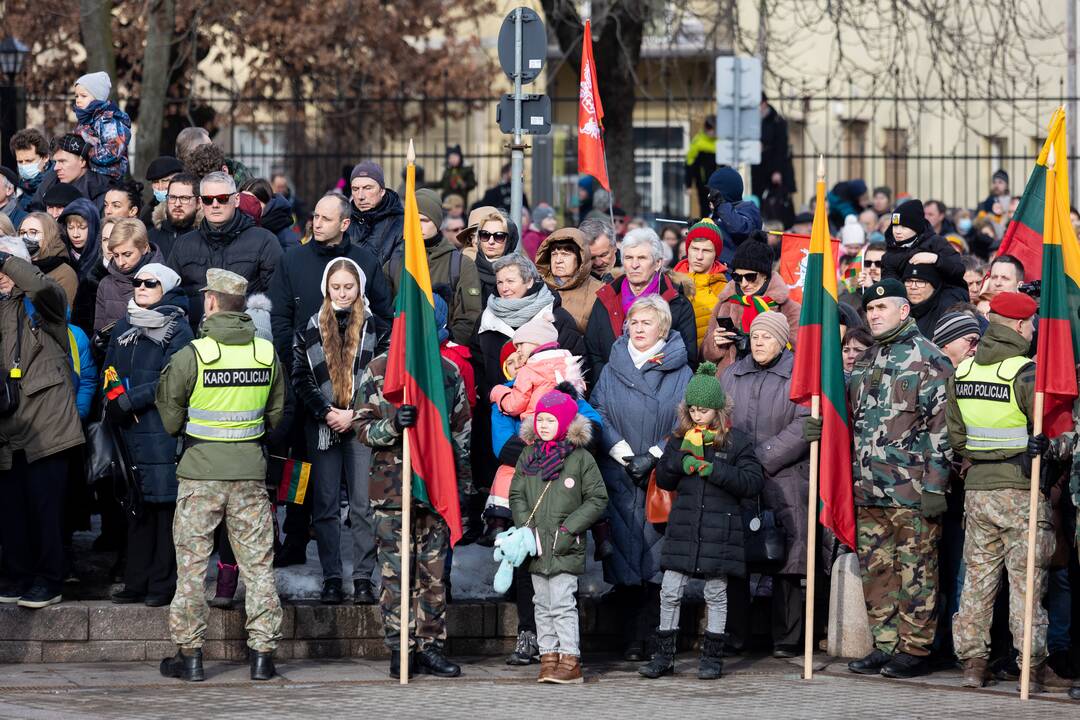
957,218,972,234
17,162,41,181
153,189,168,203
21,234,40,257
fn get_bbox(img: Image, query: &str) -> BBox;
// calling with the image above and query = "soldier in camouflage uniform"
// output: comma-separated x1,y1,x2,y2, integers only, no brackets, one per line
355,351,472,678
945,292,1072,693
844,279,952,679
155,269,287,683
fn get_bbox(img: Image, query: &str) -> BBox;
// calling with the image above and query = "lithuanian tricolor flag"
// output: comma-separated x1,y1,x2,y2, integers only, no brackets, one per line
384,141,463,545
789,162,855,549
1035,108,1080,438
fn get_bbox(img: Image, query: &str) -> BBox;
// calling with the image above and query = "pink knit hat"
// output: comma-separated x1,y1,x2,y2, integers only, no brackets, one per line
534,390,577,441
513,311,558,348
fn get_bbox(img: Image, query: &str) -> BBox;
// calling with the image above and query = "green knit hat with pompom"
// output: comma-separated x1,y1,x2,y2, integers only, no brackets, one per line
684,361,726,409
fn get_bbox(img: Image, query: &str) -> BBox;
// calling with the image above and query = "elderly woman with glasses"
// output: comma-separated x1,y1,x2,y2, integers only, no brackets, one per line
702,231,801,374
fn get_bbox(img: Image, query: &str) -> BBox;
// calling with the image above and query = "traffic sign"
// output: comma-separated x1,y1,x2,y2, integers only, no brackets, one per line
715,55,762,166
498,7,546,85
497,94,551,135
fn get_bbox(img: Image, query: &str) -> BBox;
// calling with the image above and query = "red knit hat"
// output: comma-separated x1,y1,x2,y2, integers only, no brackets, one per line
684,217,723,257
500,340,518,379
989,291,1037,320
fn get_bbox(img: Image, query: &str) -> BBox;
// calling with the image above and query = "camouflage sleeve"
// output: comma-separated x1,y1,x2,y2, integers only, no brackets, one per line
918,355,952,495
944,375,968,455
354,362,401,448
447,364,475,498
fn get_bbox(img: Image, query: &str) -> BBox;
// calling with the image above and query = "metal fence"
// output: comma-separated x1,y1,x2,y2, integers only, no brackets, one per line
21,84,1079,221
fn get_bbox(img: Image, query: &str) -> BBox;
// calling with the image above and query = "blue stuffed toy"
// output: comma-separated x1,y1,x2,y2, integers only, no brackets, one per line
492,526,537,593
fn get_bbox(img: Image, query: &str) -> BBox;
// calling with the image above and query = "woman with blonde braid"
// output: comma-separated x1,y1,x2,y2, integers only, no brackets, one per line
293,258,386,605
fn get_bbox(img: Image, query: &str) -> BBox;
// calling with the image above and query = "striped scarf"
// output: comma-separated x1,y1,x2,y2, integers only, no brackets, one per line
726,293,778,333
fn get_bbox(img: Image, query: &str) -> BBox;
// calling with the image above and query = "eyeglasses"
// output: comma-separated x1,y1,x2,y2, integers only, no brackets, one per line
21,228,42,238
200,193,235,205
478,230,509,243
864,260,883,268
731,271,759,285
168,194,196,205
132,278,161,289
904,278,929,288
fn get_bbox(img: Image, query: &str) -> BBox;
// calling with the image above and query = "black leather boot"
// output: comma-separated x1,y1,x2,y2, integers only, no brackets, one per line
417,646,462,677
250,651,275,681
160,648,204,682
389,649,415,678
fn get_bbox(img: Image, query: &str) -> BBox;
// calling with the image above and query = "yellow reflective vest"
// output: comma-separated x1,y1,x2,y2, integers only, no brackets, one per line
185,336,275,442
954,355,1030,456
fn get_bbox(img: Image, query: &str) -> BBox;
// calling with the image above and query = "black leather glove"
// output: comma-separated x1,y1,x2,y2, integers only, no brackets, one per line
623,453,658,487
802,416,822,443
91,327,112,365
393,404,418,432
105,395,133,426
921,491,948,519
1027,433,1048,459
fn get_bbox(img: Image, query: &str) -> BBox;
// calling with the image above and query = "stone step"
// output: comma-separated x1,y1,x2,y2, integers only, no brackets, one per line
0,598,688,663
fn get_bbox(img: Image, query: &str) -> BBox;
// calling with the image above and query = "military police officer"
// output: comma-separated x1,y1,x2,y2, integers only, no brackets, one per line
946,291,1073,693
809,278,953,679
355,349,472,678
156,268,286,682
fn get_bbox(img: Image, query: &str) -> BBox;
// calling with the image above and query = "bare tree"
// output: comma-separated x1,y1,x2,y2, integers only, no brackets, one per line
132,0,176,178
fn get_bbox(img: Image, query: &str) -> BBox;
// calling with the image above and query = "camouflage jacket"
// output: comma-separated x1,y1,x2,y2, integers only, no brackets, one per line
848,317,953,508
354,353,473,510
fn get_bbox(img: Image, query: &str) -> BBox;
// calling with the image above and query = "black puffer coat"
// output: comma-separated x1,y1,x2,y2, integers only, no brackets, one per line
345,189,404,264
656,430,764,579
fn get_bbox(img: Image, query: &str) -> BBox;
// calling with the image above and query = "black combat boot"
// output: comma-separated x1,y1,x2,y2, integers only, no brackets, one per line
320,578,343,605
352,579,376,605
638,629,676,678
389,648,415,678
250,651,275,680
160,648,205,682
880,652,930,679
417,646,462,677
698,631,725,680
848,648,892,674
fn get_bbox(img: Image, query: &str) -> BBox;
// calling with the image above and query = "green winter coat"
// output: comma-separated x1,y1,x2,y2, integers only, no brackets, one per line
155,311,286,481
509,416,608,577
945,321,1035,492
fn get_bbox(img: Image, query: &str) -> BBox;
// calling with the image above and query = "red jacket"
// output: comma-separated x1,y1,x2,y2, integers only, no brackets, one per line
441,341,476,409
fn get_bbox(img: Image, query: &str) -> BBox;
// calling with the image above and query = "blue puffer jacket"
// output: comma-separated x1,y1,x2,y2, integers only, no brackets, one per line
712,200,763,268
69,323,95,419
102,288,194,502
590,332,693,586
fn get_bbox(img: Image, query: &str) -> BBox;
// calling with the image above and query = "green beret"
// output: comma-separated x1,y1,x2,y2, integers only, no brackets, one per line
862,278,908,308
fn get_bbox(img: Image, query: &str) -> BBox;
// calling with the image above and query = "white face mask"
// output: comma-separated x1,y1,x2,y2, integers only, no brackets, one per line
18,162,42,181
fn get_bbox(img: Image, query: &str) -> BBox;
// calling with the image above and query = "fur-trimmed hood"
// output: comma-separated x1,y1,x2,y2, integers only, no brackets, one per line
152,200,202,231
519,412,592,448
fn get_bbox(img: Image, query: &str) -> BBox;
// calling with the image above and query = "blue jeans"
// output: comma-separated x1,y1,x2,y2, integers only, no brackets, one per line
1046,567,1071,654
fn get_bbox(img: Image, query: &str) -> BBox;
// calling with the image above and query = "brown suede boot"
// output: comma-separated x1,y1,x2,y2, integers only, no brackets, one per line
545,654,584,684
1027,662,1075,693
538,653,559,683
961,658,988,688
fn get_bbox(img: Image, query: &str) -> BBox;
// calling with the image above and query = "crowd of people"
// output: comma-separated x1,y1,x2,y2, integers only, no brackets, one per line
0,71,1079,696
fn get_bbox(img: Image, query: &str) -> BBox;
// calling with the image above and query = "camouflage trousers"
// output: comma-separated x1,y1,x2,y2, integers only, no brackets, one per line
856,506,941,656
953,489,1054,664
170,478,283,652
373,506,449,651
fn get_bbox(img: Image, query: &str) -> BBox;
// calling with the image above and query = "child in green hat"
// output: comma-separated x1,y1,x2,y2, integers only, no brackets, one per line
638,361,764,681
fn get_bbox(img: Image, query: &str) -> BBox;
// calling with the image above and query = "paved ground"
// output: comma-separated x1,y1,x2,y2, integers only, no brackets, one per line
0,654,1074,719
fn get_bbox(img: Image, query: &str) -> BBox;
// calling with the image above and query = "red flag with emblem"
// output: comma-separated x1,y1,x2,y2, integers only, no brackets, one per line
577,20,609,191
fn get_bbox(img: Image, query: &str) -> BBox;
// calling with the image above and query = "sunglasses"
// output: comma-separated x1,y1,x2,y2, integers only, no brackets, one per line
731,271,759,285
864,260,883,268
132,278,161,289
200,193,235,205
478,230,509,243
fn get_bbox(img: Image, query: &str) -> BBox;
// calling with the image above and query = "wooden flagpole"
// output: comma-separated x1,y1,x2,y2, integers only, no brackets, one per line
803,394,820,680
399,139,417,685
1018,387,1046,700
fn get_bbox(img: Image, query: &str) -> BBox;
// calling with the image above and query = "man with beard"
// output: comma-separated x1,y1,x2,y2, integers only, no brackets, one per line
150,173,200,260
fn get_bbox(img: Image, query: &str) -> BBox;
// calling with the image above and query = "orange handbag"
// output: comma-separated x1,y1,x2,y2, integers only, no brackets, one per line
645,470,676,524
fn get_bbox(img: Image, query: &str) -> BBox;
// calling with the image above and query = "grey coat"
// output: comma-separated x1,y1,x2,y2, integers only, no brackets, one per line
591,331,693,586
720,350,811,575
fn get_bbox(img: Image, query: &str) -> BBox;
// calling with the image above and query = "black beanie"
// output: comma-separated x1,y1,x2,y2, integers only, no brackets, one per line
731,236,773,275
890,199,927,234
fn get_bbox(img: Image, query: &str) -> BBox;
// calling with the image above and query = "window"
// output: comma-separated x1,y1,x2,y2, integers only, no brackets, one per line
634,122,688,217
883,127,909,197
842,120,868,182
230,123,286,180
